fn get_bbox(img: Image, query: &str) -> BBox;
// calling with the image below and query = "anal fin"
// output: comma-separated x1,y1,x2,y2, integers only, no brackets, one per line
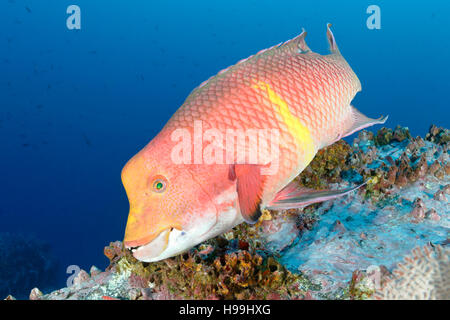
266,181,366,210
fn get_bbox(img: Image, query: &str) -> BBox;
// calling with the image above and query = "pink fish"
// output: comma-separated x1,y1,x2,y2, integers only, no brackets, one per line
121,24,387,262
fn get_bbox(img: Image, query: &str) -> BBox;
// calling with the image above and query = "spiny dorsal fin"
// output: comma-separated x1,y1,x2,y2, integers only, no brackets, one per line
187,28,310,99
326,23,340,54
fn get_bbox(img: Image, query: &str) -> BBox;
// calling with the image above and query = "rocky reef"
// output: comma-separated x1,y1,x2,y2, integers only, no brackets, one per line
7,125,449,300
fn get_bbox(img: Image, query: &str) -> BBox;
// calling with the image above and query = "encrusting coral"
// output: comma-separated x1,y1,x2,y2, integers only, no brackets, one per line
373,245,449,300
6,124,448,300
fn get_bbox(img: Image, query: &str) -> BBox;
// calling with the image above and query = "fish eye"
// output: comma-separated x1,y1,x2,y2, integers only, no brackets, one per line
152,177,167,193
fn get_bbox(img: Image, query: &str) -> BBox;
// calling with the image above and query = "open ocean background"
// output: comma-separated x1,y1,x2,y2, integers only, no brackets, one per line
1,0,449,297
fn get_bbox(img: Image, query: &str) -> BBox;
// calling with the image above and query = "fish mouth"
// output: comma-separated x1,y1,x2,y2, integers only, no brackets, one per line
124,228,173,262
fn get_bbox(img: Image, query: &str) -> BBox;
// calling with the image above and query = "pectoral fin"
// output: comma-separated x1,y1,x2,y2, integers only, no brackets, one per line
266,180,366,210
229,164,265,224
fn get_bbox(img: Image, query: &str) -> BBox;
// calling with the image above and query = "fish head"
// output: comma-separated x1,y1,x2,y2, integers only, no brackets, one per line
121,136,232,262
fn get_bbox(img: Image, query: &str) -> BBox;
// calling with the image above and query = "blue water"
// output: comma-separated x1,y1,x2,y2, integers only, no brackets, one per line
1,0,449,295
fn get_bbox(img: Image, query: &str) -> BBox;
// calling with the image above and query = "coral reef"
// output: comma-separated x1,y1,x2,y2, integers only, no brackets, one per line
0,233,59,299
32,240,319,300
7,125,448,300
297,140,352,189
280,125,448,299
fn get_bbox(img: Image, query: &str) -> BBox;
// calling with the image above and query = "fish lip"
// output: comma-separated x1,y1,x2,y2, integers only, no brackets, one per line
124,227,173,249
124,234,156,249
125,227,176,261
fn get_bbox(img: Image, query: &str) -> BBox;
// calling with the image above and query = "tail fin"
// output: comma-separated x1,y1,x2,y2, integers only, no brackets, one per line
341,106,388,139
326,23,340,54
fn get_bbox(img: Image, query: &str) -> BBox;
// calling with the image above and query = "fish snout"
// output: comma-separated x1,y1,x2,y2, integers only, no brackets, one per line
123,203,186,262
123,204,174,246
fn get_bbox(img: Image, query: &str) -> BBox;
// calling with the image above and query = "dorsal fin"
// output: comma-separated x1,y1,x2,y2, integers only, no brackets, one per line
326,23,340,54
186,28,311,99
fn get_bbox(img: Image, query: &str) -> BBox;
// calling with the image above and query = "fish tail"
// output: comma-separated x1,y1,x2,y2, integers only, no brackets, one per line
340,105,389,139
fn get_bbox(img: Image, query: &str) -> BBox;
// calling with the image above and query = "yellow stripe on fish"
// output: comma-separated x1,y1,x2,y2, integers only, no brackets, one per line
252,81,316,164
